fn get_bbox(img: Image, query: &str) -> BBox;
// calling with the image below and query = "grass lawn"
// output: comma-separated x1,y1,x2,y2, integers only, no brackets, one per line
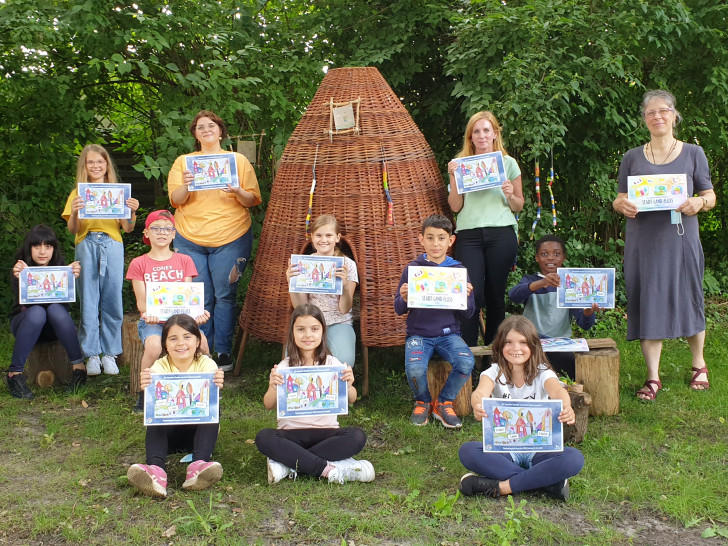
1,306,727,545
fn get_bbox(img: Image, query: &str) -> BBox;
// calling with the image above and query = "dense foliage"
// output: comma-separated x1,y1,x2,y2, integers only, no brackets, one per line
2,0,727,310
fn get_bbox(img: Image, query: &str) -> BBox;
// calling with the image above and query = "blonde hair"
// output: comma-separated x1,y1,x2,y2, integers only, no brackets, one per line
456,111,509,158
75,144,119,184
310,214,344,257
491,315,552,386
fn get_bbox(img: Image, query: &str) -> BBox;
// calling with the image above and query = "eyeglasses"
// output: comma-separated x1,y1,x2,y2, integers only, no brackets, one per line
195,123,218,132
644,108,674,119
147,226,175,235
86,160,107,166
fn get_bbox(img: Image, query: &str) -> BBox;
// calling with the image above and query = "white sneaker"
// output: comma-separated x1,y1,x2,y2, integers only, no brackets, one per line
267,458,296,484
86,355,102,376
328,458,375,484
101,355,119,375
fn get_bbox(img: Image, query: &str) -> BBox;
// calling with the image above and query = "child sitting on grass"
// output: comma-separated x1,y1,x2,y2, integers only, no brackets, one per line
508,234,597,379
394,214,475,429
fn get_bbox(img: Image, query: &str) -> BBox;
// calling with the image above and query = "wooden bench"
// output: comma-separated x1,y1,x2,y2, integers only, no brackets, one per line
427,360,473,416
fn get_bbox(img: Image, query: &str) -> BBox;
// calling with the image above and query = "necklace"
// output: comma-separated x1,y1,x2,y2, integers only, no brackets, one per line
648,139,678,165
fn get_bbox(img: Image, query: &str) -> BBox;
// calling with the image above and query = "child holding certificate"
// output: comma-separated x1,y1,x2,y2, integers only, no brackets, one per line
286,215,358,368
126,210,210,412
394,214,475,429
7,225,86,399
458,315,584,500
255,303,374,485
508,234,598,379
62,144,139,376
127,314,224,498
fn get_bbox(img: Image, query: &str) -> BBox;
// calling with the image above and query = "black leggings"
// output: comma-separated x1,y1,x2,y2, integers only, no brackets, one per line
455,226,518,346
145,423,219,470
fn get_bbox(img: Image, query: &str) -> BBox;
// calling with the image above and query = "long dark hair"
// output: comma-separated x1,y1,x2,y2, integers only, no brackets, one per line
15,225,65,266
286,303,330,367
161,314,203,361
491,315,551,386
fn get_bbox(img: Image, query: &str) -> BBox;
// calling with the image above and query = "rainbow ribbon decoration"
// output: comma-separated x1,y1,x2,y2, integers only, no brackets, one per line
381,144,394,225
548,151,557,227
530,161,541,239
305,144,319,240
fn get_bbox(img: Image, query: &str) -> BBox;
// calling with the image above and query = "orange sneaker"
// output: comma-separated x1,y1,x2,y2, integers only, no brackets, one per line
432,401,462,428
409,401,432,426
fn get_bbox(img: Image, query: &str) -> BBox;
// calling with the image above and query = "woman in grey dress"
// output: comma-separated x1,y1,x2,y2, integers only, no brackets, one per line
613,90,716,401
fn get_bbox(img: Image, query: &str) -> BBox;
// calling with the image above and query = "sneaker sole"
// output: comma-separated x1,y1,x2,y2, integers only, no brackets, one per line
410,417,429,426
218,365,233,372
352,460,375,482
432,411,462,429
182,462,223,490
127,466,166,498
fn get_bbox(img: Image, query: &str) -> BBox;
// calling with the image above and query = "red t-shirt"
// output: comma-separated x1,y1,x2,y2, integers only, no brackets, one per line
126,252,198,283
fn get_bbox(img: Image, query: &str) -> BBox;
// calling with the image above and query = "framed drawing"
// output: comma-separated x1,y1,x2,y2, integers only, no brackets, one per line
276,365,349,418
77,183,131,219
144,372,219,426
627,174,688,211
557,268,615,309
288,254,344,296
185,153,239,191
407,265,468,310
145,282,205,321
452,152,506,194
482,398,563,453
19,266,76,304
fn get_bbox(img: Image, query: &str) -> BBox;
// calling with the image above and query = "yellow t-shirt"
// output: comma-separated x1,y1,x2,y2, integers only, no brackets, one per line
167,152,262,247
150,354,218,374
62,188,123,244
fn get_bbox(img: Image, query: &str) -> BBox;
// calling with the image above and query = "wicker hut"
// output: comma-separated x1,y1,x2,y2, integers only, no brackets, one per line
236,67,450,393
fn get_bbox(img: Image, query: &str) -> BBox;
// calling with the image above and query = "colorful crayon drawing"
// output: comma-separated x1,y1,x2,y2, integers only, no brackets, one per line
78,183,131,219
557,268,615,309
482,399,563,453
144,373,219,425
540,337,589,353
145,282,205,321
453,151,507,194
19,266,76,304
185,153,239,191
276,365,349,418
407,265,468,310
627,174,687,211
288,254,344,295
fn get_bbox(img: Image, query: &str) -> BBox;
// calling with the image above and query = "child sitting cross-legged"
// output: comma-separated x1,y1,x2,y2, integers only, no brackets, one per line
394,214,476,429
508,234,598,379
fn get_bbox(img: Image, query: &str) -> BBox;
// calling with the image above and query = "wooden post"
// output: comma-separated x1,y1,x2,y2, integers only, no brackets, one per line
26,341,73,387
564,389,592,443
427,360,472,416
575,346,620,416
120,314,144,393
234,331,250,376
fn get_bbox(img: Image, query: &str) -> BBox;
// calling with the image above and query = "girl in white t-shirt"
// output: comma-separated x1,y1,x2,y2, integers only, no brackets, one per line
255,303,374,484
458,315,584,500
286,215,358,367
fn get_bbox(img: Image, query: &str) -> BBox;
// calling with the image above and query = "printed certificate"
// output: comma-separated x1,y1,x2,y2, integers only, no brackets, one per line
407,265,468,310
627,174,688,211
482,398,563,453
289,254,344,295
144,372,219,426
540,337,589,353
277,365,349,418
78,183,131,219
185,153,238,191
453,152,506,193
557,268,615,309
19,266,76,304
145,282,205,321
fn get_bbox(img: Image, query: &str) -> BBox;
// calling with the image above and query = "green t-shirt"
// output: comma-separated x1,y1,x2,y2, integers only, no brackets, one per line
454,154,521,232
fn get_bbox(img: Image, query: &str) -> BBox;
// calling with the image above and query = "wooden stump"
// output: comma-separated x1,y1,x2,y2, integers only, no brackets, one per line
427,360,472,416
564,389,592,443
575,346,620,416
26,341,73,387
121,314,144,393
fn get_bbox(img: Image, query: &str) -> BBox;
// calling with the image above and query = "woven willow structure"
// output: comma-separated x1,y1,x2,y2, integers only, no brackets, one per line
236,67,450,392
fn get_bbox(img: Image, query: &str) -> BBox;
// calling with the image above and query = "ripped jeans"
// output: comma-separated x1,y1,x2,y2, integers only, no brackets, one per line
174,230,253,356
404,334,474,403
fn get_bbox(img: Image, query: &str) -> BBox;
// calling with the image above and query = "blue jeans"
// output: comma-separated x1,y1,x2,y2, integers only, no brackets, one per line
404,334,474,403
327,322,356,367
75,233,124,357
137,318,163,345
174,230,253,355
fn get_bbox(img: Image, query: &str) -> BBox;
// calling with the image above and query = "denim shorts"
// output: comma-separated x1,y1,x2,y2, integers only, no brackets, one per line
137,318,163,345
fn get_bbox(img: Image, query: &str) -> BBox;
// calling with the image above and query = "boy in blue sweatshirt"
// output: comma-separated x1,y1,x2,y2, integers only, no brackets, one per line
508,234,597,379
394,214,475,428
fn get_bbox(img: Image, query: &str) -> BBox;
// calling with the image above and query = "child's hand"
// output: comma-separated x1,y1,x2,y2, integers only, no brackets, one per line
12,260,28,279
142,313,160,325
268,365,284,390
140,368,152,389
466,282,473,296
473,402,488,421
399,283,408,302
542,273,561,287
340,365,354,385
195,310,211,324
126,197,140,212
286,259,299,282
70,261,81,278
558,405,576,425
335,262,348,280
583,303,600,317
213,368,225,389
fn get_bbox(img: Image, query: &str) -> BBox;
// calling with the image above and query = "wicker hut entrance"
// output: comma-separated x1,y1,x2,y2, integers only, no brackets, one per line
236,67,450,394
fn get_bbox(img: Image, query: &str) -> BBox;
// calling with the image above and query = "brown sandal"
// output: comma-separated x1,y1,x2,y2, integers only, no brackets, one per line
636,379,662,402
690,367,710,391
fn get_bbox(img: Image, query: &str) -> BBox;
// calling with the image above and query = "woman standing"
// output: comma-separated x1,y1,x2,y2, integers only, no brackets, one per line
613,90,715,401
167,110,262,371
448,111,524,347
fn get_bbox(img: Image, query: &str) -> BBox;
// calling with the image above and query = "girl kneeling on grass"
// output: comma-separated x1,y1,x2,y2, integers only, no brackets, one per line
127,314,224,498
255,303,374,485
458,315,584,501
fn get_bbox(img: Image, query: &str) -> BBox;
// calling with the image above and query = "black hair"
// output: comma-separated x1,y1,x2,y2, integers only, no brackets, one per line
15,225,65,266
421,214,453,236
534,234,565,255
286,303,330,367
161,314,203,361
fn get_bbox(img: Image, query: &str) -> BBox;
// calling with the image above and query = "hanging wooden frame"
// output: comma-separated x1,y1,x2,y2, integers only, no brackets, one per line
324,97,361,141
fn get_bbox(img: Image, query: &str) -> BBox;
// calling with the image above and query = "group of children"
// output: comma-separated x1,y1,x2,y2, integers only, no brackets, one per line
8,192,591,499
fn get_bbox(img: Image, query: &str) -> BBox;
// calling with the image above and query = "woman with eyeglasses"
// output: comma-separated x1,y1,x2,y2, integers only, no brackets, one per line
613,90,716,401
167,110,261,372
62,144,140,376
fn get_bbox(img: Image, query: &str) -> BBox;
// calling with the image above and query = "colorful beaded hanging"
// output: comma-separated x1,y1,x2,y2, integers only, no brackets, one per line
305,144,319,240
381,144,394,225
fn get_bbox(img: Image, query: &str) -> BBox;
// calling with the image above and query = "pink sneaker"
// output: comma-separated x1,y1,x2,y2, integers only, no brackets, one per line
182,460,223,491
127,464,167,498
